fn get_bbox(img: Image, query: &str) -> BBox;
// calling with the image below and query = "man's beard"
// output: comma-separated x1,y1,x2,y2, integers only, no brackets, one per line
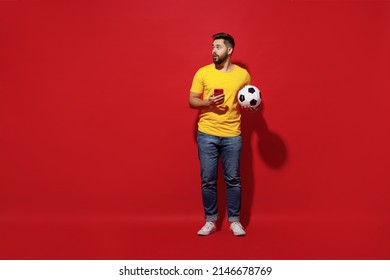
213,51,228,65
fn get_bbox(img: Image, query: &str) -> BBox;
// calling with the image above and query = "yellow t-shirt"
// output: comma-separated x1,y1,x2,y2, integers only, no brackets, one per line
190,64,251,137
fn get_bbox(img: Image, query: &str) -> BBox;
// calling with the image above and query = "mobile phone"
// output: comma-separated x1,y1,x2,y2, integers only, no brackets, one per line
214,89,224,96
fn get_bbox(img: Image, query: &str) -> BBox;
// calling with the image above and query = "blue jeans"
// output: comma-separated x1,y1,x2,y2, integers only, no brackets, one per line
197,131,242,222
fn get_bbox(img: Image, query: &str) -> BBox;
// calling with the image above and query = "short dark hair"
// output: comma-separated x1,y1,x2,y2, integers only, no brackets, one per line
212,32,235,49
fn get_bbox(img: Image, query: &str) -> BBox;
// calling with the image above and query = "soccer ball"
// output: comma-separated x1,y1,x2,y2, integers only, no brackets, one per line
238,85,261,108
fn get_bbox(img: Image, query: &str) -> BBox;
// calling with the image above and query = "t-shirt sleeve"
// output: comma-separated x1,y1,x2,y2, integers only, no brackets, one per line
190,69,204,94
246,70,251,86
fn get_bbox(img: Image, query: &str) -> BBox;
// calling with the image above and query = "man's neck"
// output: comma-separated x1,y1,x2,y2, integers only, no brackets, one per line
215,60,234,72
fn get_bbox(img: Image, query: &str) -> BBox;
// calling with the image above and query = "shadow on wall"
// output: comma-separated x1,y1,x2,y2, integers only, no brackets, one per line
243,103,288,168
240,102,288,227
236,60,288,227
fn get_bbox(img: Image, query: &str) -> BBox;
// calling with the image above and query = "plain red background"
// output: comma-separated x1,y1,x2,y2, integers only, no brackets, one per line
1,0,389,259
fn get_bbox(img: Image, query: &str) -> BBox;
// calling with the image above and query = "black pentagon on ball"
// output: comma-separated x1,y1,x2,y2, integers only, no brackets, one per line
250,99,257,106
248,87,256,94
239,94,246,102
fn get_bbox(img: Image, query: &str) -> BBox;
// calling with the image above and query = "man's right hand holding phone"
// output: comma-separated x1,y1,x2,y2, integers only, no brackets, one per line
209,89,225,106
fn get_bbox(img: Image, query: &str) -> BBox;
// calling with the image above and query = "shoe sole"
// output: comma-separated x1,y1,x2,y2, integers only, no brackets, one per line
197,228,216,236
230,229,246,236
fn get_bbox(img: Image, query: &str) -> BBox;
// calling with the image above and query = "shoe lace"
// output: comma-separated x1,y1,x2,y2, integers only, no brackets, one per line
203,222,215,230
231,222,243,231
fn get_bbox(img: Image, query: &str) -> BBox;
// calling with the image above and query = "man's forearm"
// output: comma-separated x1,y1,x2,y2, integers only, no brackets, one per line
189,96,211,109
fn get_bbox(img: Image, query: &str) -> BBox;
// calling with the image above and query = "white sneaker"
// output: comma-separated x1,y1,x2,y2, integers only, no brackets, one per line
197,222,217,236
230,222,246,236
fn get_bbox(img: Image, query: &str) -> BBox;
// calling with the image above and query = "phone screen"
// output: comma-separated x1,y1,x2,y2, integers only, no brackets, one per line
214,89,224,96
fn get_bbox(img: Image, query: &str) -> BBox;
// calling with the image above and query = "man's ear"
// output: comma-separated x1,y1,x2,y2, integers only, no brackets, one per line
228,47,234,55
